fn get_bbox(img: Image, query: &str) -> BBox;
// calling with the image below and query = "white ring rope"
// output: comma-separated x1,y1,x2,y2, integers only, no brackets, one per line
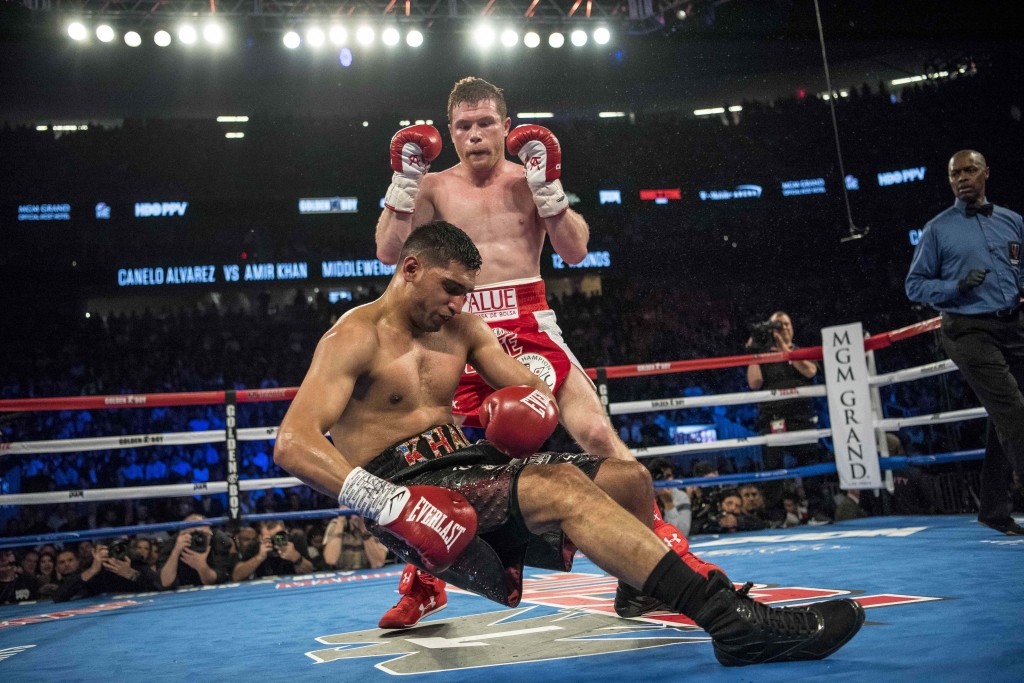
876,406,987,431
0,476,303,506
609,385,827,416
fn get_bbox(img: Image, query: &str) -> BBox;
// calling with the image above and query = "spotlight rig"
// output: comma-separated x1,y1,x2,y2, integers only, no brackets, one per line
50,0,710,52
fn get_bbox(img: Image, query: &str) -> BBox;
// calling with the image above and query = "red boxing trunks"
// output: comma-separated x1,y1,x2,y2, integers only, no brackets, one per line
453,276,586,427
362,424,605,607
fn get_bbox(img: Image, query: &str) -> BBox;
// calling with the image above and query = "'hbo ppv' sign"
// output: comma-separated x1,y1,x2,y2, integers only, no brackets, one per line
821,323,882,489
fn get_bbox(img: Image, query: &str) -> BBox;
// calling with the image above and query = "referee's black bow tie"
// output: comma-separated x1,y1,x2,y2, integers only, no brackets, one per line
966,203,994,217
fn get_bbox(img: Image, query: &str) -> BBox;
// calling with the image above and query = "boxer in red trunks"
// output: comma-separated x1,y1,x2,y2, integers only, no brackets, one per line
374,77,718,627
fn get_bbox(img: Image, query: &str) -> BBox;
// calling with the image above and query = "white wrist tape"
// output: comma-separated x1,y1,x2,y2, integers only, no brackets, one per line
532,178,569,218
338,467,410,526
384,172,421,214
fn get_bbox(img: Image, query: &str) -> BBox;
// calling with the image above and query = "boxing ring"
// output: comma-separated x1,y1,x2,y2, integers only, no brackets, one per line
1,316,1021,682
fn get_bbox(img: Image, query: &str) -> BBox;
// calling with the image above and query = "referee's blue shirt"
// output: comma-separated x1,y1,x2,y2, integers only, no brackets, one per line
906,198,1024,315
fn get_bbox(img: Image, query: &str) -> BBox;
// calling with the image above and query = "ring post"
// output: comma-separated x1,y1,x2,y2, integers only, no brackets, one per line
224,390,240,521
865,343,896,497
596,367,610,415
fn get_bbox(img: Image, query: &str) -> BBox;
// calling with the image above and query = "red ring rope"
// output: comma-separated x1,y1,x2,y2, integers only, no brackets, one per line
0,317,940,413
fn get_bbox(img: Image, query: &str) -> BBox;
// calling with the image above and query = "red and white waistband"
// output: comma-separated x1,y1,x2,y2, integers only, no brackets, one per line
465,276,549,323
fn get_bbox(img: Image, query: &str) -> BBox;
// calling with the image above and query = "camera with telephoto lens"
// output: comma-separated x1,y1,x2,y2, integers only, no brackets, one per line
189,531,209,553
107,538,130,561
748,319,784,354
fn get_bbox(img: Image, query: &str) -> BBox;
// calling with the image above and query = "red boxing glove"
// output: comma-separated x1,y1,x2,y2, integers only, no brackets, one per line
339,468,477,572
384,124,443,214
479,386,560,458
506,125,568,218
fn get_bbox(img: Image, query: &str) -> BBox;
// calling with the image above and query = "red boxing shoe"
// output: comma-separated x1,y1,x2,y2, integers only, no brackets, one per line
652,500,722,578
379,565,448,629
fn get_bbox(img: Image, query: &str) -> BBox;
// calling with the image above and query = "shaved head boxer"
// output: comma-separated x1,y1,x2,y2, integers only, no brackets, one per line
274,222,864,667
374,77,712,627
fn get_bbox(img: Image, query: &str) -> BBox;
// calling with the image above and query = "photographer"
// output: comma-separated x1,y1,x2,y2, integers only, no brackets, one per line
746,311,821,469
52,540,155,603
322,513,388,570
157,514,234,589
232,520,318,582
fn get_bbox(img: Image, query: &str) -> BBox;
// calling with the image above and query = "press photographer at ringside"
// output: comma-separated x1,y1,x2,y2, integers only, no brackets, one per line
52,539,156,602
156,513,234,589
232,519,320,581
746,312,820,470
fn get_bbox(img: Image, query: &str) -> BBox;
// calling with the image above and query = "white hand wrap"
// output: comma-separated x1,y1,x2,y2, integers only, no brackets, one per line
383,173,421,215
338,467,410,526
532,178,569,218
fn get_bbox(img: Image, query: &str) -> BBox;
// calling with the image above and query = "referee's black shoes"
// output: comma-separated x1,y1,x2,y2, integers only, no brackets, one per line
978,517,1024,536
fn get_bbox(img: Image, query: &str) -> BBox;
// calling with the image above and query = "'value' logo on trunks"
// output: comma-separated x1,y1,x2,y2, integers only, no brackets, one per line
405,497,468,551
466,288,519,322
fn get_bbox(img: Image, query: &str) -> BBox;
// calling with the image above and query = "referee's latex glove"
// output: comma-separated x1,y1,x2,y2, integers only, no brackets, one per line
957,269,989,295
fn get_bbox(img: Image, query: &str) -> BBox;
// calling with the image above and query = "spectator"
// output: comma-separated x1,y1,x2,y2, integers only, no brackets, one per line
232,520,318,581
52,541,156,603
780,495,809,528
76,541,96,568
20,550,39,577
156,515,233,589
1,549,37,605
835,490,870,522
711,490,768,534
322,515,388,570
738,484,772,527
648,459,692,536
36,550,58,597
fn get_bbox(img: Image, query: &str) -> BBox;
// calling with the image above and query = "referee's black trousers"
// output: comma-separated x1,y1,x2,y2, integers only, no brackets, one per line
940,311,1024,523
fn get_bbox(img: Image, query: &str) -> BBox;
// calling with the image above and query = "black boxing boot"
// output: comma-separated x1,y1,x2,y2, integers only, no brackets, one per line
614,580,667,618
693,571,865,667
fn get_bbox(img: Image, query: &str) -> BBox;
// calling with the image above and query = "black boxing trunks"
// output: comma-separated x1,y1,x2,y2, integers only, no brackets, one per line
362,423,605,607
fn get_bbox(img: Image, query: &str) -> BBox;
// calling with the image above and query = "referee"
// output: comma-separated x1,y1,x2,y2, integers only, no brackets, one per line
906,150,1024,535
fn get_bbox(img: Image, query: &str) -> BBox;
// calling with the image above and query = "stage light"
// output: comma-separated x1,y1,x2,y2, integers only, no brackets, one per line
570,30,587,46
217,116,249,122
399,119,411,126
382,27,400,46
599,111,625,118
676,9,687,19
283,31,301,49
694,107,725,115
501,29,518,47
307,28,325,47
179,25,197,44
203,23,224,45
728,105,743,112
329,26,347,45
356,26,374,45
473,24,496,48
593,27,610,44
225,132,244,138
68,23,87,41
406,30,423,47
96,25,115,43
517,112,554,119
154,30,171,47
339,47,353,66
548,32,564,48
524,31,540,48
124,31,142,47
362,121,369,127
